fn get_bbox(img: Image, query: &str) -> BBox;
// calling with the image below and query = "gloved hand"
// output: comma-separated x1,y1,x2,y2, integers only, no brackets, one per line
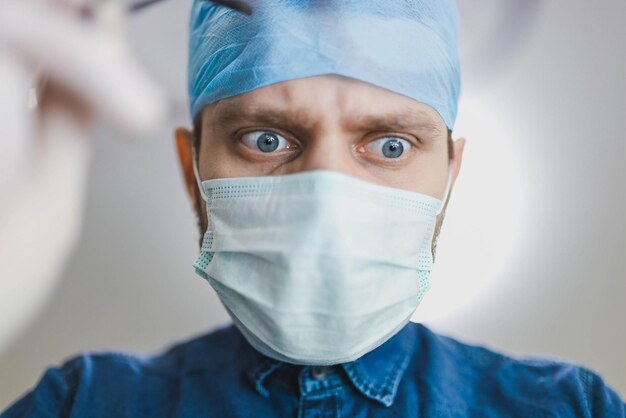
0,0,167,353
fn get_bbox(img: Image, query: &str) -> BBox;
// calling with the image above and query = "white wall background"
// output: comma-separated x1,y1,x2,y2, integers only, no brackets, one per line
1,0,625,409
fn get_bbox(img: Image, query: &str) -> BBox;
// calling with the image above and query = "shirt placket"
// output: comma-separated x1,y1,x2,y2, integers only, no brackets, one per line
297,366,344,418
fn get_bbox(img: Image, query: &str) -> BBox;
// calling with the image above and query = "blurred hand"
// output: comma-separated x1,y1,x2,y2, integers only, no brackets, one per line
0,0,167,353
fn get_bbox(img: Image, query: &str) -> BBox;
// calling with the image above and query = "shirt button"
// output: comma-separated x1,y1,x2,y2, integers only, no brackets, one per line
310,366,330,381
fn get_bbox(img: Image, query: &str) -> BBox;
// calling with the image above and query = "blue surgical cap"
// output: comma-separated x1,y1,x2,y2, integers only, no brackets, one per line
188,0,461,130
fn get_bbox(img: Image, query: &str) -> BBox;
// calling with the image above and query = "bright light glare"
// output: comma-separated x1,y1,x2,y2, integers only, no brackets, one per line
413,97,526,323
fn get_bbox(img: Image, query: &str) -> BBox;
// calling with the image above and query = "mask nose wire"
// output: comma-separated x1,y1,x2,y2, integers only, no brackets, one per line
191,145,209,202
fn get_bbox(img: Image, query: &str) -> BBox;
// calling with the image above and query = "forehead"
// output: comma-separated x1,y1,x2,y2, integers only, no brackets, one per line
203,75,447,136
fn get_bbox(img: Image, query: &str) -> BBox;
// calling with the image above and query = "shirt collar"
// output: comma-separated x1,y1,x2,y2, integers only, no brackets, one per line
245,322,417,407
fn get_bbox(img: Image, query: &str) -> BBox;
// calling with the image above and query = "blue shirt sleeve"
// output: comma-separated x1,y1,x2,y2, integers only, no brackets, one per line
1,362,76,418
581,367,626,417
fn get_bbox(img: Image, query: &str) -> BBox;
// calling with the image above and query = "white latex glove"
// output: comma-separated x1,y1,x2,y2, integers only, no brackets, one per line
0,0,167,353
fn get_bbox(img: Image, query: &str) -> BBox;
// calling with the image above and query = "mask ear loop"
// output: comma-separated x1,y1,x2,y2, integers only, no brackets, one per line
436,165,454,216
191,145,209,202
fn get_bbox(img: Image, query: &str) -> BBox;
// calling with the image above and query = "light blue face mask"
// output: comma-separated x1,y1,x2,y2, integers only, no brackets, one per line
192,162,450,365
188,0,461,130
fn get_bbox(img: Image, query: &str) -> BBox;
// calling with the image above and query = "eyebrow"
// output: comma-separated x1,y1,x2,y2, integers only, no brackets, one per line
212,102,317,132
348,111,445,139
210,100,445,140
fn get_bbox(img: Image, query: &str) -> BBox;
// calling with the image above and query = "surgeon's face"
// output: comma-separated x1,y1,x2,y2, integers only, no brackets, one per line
175,74,465,245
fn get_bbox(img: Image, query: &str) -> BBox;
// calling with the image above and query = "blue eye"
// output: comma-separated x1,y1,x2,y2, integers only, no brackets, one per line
241,131,292,153
367,137,410,159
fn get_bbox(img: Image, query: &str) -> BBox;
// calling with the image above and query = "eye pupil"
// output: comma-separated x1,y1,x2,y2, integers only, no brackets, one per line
257,133,279,152
382,138,404,158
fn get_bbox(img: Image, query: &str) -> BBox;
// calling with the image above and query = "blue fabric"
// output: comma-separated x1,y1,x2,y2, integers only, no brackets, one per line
2,322,624,417
188,0,461,130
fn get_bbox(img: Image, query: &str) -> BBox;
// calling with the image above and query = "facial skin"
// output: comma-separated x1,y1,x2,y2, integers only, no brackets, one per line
175,74,465,254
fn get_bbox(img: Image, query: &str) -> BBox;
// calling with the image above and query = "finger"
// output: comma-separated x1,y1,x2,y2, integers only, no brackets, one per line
0,1,167,135
0,92,92,354
0,50,33,194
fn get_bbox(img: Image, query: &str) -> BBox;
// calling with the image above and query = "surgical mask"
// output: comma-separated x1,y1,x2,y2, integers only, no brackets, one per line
192,157,450,365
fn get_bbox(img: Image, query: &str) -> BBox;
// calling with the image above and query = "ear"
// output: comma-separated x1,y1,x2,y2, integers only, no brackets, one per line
451,136,466,185
174,127,200,206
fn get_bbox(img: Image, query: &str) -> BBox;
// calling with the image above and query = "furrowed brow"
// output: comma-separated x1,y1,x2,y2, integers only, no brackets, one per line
211,101,316,132
209,100,445,139
347,110,446,140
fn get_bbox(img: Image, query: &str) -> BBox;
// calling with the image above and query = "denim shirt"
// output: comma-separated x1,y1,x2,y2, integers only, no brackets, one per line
2,322,624,417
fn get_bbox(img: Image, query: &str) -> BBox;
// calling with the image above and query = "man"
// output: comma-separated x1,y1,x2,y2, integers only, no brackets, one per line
2,0,625,417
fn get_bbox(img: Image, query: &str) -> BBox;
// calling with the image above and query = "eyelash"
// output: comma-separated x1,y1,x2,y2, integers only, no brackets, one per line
240,130,296,154
238,129,416,159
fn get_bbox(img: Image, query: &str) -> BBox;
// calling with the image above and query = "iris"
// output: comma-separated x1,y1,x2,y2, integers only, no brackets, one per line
382,138,404,158
257,132,280,152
